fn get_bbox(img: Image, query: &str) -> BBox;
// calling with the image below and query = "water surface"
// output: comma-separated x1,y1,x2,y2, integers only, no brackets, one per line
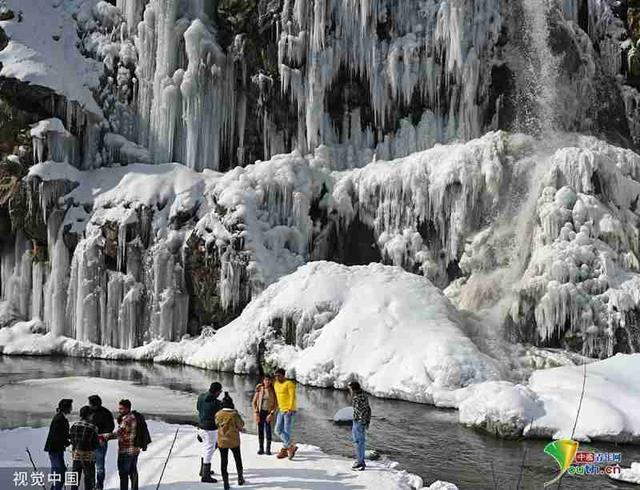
0,356,636,489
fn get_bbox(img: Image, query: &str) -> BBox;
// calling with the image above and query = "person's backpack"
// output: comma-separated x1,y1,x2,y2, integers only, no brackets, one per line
132,411,152,451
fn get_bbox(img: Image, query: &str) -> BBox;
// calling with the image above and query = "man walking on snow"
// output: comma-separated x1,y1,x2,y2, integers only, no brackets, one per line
273,368,298,460
196,381,223,483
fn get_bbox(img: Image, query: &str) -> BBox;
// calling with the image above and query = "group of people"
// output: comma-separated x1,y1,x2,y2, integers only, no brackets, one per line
196,368,300,489
42,368,371,490
44,396,146,490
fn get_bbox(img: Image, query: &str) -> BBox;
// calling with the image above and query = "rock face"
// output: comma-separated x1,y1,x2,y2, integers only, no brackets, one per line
0,0,639,361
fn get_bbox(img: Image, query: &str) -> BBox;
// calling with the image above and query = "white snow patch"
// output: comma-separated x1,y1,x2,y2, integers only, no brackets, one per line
0,0,103,115
0,421,425,489
186,261,503,402
0,377,426,489
333,407,353,423
610,462,640,485
447,354,640,443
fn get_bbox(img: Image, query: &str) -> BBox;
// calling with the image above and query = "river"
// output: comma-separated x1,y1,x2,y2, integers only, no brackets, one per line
0,356,636,489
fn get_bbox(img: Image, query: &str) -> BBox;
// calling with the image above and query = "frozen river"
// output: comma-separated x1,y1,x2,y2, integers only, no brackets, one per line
0,356,637,489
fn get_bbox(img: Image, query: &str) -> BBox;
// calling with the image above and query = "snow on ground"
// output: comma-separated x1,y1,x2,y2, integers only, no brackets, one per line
610,462,640,485
439,354,640,443
525,354,640,441
0,376,432,489
0,421,427,490
0,0,103,115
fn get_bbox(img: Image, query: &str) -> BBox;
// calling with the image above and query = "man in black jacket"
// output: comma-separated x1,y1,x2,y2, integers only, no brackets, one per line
88,395,115,490
196,382,223,483
69,406,99,490
44,399,72,490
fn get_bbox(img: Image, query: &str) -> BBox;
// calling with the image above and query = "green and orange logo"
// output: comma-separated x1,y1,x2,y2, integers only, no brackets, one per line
543,439,579,487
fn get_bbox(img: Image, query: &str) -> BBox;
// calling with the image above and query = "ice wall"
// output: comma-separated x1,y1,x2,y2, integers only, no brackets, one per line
277,0,502,156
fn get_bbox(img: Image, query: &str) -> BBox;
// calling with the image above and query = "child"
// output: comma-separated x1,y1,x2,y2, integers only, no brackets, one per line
215,392,245,489
251,375,277,455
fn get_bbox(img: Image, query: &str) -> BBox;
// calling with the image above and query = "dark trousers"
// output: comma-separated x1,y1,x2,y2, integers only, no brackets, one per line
117,453,139,490
258,410,272,448
71,459,95,490
48,451,66,490
219,447,243,480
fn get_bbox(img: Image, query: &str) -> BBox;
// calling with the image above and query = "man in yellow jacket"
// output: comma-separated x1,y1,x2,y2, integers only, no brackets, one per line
273,367,298,459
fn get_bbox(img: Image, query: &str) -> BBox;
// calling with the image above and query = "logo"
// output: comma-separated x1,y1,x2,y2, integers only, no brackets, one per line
543,439,579,487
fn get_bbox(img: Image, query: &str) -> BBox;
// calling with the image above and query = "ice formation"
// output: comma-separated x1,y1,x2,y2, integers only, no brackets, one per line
1,0,640,403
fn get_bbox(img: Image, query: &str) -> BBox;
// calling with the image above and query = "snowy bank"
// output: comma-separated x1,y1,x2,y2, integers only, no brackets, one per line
444,354,640,443
0,421,428,489
610,462,640,485
0,376,461,488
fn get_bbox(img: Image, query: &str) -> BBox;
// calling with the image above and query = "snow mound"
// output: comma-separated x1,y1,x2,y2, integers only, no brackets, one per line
450,354,640,444
0,0,102,115
525,353,640,442
610,462,640,485
458,382,544,438
186,261,503,402
427,482,459,490
333,407,353,423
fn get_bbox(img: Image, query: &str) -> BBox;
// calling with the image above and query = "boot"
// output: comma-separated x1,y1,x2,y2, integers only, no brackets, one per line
201,463,217,483
276,447,288,459
223,474,230,490
266,440,272,455
238,473,245,486
287,444,298,460
199,458,203,477
257,439,264,455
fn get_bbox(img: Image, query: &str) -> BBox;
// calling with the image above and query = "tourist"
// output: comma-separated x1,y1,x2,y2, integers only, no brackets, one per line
196,381,223,483
273,368,298,459
215,392,245,489
108,399,140,490
44,398,72,490
348,381,371,471
69,405,99,490
88,395,115,490
251,375,277,455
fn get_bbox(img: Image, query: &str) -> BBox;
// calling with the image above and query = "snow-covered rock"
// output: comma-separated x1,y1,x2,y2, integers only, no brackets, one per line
610,462,640,485
458,382,544,438
451,354,640,444
0,0,103,116
185,261,503,402
427,482,459,490
333,407,354,424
